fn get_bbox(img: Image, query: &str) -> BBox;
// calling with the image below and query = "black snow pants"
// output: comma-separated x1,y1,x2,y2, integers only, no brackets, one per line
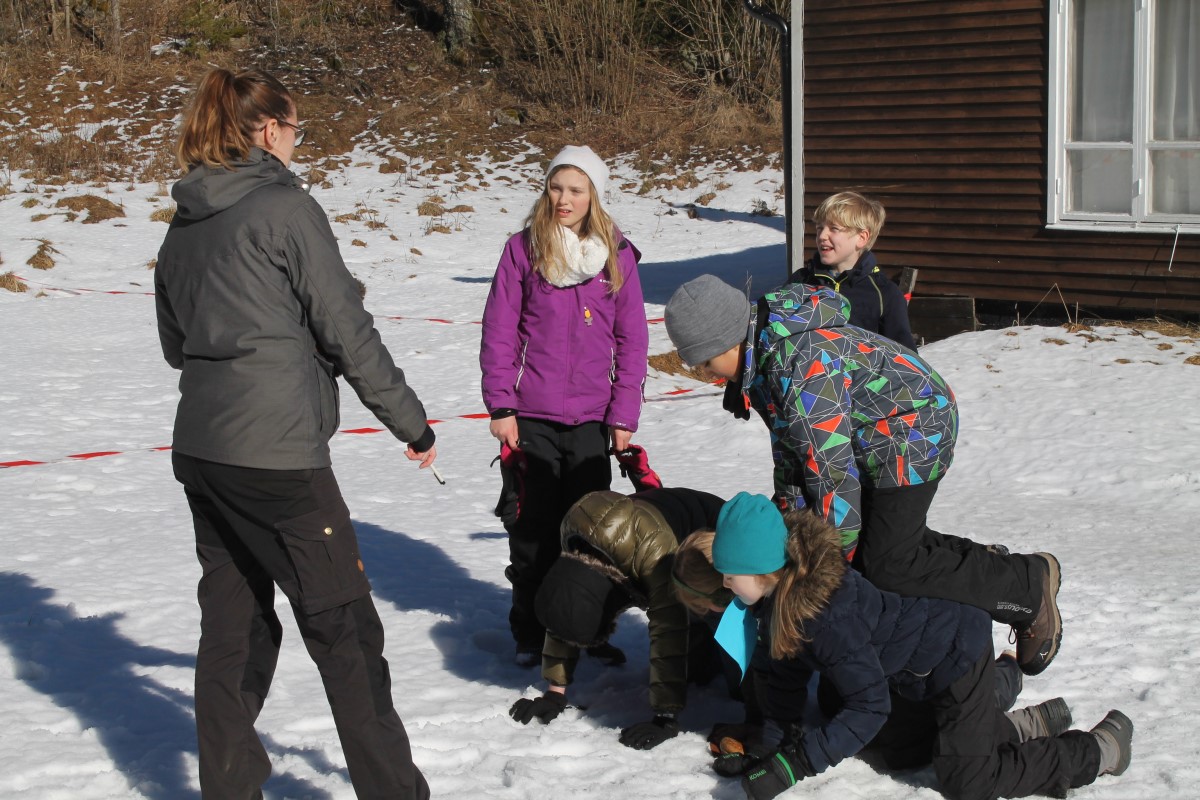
853,479,1045,626
930,647,1100,800
173,452,430,800
501,418,612,648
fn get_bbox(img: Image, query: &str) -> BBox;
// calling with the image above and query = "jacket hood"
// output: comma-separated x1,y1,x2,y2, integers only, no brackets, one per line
759,282,851,343
739,282,851,392
780,509,847,624
171,148,304,220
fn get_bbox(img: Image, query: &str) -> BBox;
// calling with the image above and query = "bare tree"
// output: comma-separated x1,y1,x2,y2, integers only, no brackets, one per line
110,0,120,51
443,0,474,55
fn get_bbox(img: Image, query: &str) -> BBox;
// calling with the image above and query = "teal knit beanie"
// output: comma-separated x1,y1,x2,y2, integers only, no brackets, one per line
713,492,788,575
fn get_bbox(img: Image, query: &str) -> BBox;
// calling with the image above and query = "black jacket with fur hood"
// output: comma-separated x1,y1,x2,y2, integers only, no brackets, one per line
542,487,724,713
758,513,991,776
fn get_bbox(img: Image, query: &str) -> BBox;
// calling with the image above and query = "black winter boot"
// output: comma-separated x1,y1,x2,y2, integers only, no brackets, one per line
1006,697,1072,742
1091,710,1133,776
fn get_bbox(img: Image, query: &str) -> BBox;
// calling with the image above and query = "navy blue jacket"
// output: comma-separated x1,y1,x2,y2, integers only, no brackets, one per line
761,568,990,775
787,251,917,349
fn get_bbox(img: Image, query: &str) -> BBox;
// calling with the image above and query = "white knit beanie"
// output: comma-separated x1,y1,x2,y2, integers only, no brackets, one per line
547,145,608,199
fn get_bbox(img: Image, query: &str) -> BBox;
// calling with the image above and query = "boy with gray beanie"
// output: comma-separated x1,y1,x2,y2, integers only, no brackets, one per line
663,275,1065,679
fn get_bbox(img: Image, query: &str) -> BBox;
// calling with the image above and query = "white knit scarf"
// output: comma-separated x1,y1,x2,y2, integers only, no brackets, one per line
545,228,610,287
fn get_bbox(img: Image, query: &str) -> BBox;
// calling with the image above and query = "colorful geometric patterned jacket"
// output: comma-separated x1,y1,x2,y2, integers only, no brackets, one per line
739,283,957,558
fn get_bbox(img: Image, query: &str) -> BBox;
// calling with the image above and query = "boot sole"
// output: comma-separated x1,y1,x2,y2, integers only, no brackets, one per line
1020,553,1062,676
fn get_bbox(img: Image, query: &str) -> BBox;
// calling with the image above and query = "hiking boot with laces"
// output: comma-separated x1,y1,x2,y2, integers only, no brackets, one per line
1013,553,1062,676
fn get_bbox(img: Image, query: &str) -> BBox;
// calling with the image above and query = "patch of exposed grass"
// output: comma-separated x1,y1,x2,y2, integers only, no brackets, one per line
648,351,710,383
0,272,25,293
150,206,176,223
55,195,125,224
27,239,59,270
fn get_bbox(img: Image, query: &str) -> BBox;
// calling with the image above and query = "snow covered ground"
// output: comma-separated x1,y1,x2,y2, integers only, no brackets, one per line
2,146,1198,799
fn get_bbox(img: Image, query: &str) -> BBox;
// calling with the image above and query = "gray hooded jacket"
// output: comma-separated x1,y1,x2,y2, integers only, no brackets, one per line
155,149,434,469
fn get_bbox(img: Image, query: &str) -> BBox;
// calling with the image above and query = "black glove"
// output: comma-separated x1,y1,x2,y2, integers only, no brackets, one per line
619,714,680,749
722,375,751,420
741,748,815,800
712,740,773,777
509,691,568,725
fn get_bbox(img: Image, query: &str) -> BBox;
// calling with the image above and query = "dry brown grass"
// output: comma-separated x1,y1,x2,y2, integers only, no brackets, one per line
648,350,711,383
150,206,176,223
0,272,26,293
55,194,125,223
27,240,58,270
0,0,783,187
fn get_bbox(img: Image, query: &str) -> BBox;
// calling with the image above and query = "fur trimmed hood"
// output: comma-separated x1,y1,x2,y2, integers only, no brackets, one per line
780,509,848,628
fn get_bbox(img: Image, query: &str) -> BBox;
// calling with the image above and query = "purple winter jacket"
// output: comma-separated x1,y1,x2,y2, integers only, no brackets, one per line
480,230,648,431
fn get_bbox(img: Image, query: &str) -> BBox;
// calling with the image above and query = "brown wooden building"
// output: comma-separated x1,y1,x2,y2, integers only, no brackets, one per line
795,0,1199,322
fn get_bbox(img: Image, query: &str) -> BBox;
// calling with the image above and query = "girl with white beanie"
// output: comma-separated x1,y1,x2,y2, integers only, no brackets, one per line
480,145,649,667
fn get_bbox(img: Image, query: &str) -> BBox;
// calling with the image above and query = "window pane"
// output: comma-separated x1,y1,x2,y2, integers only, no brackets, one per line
1152,0,1200,141
1068,150,1133,213
1071,0,1134,141
1150,150,1200,213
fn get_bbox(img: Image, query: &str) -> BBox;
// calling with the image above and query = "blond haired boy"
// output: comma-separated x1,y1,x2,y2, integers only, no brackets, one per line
787,191,916,349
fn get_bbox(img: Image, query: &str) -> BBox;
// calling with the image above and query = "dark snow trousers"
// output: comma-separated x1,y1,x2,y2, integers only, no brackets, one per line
173,453,430,800
503,418,611,647
931,647,1100,800
822,653,1025,771
854,479,1044,625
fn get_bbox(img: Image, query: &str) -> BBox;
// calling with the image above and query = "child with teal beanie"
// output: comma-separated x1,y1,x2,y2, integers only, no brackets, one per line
713,492,788,576
704,494,1131,800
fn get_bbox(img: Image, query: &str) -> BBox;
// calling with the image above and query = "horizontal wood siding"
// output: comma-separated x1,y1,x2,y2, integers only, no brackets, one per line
802,0,1199,315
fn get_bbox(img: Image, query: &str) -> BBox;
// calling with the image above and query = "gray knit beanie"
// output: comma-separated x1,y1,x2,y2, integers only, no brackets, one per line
664,275,752,366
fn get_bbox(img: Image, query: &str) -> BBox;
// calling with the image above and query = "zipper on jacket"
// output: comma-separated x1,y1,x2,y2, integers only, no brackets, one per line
514,340,529,391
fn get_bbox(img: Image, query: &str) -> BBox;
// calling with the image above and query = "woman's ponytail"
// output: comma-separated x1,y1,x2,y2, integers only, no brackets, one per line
176,68,292,170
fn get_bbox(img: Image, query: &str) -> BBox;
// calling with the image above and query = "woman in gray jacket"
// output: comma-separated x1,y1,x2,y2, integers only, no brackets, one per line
155,68,434,800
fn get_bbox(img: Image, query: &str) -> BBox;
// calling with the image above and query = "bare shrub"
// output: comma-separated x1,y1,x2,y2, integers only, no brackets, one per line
656,0,787,105
476,0,649,117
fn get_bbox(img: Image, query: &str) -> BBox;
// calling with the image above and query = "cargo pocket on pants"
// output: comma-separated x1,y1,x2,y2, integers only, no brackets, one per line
276,500,371,615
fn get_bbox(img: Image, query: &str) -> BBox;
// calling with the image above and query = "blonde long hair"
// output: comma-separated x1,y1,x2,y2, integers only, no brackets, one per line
525,164,624,294
176,68,293,170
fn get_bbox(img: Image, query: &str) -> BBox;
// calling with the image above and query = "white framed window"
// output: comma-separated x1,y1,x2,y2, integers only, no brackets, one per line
1048,0,1200,232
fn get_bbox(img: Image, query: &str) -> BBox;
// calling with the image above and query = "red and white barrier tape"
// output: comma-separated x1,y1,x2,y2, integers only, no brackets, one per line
0,386,720,470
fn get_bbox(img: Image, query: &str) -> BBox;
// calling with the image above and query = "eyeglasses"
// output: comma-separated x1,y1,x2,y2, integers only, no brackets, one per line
261,119,306,146
278,120,306,146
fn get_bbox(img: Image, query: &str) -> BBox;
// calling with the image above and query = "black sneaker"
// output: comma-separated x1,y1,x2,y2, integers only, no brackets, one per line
1014,553,1062,676
1091,710,1133,776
